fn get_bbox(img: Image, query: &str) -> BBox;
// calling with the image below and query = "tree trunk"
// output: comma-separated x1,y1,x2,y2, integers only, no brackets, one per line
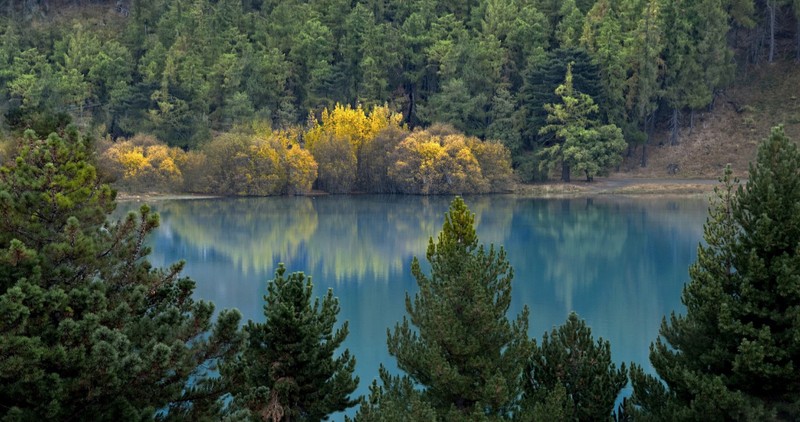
768,0,776,63
670,108,679,146
561,161,570,182
641,116,651,167
641,143,648,167
796,19,800,62
407,86,415,127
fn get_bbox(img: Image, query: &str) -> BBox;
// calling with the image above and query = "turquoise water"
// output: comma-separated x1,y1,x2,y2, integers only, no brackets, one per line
117,194,709,418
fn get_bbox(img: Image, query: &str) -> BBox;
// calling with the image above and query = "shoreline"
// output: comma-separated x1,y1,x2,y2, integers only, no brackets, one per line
114,178,721,202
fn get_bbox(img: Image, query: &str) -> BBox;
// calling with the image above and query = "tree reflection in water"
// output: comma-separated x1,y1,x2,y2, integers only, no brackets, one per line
115,194,707,415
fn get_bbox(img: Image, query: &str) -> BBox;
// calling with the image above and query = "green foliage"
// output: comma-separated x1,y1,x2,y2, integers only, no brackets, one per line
387,197,532,419
581,0,628,127
224,264,358,421
538,64,626,182
623,0,663,139
629,126,800,421
0,126,243,420
524,312,628,421
516,47,603,151
348,366,437,422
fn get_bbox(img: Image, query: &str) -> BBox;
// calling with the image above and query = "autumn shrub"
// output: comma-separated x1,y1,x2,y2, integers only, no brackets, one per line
389,129,487,194
313,133,357,193
198,130,317,196
305,103,404,193
180,150,210,193
285,143,318,194
358,126,408,192
468,138,515,192
100,134,186,192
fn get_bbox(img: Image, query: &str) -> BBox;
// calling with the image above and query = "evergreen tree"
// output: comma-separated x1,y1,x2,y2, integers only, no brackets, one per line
628,126,800,421
538,64,626,182
0,127,243,420
516,47,603,152
555,0,585,48
524,312,628,421
348,367,438,422
623,0,664,166
225,264,358,421
581,0,628,128
487,85,522,155
386,197,532,419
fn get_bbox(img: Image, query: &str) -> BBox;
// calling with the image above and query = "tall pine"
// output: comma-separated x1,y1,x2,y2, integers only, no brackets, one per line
386,197,531,419
628,126,800,421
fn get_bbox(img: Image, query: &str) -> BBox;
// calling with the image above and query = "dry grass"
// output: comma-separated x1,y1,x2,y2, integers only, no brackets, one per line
513,179,717,197
513,182,590,196
603,183,716,195
619,61,800,179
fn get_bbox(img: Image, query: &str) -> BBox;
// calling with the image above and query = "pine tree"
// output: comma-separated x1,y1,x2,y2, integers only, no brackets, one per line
524,312,628,421
348,366,437,422
516,47,604,151
581,0,628,128
386,197,531,419
0,127,243,420
628,126,800,421
225,264,358,421
538,64,626,182
623,0,664,166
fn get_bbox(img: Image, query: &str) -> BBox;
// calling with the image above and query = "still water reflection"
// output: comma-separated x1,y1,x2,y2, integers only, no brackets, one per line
116,195,708,416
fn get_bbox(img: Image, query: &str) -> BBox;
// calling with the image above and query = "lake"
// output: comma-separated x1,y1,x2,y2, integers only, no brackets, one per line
116,194,709,418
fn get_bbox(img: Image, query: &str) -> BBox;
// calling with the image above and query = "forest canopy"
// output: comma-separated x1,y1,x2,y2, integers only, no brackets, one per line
1,0,798,190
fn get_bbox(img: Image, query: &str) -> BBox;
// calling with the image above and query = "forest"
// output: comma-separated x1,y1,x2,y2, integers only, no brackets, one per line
1,0,799,192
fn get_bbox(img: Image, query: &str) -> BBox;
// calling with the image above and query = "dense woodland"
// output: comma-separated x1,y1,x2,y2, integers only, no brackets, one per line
1,0,800,191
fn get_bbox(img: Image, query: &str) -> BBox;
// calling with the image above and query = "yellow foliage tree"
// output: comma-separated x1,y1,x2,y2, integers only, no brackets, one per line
305,103,404,192
118,147,149,178
286,145,318,195
248,137,289,196
358,126,408,192
467,138,515,192
198,129,318,196
389,129,486,194
100,134,186,191
388,125,513,194
274,129,317,195
313,133,357,193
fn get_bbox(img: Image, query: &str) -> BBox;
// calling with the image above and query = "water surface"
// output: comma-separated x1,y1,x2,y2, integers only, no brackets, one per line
117,195,709,417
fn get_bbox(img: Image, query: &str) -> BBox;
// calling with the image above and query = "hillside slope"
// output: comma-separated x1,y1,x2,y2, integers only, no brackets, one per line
619,62,800,179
